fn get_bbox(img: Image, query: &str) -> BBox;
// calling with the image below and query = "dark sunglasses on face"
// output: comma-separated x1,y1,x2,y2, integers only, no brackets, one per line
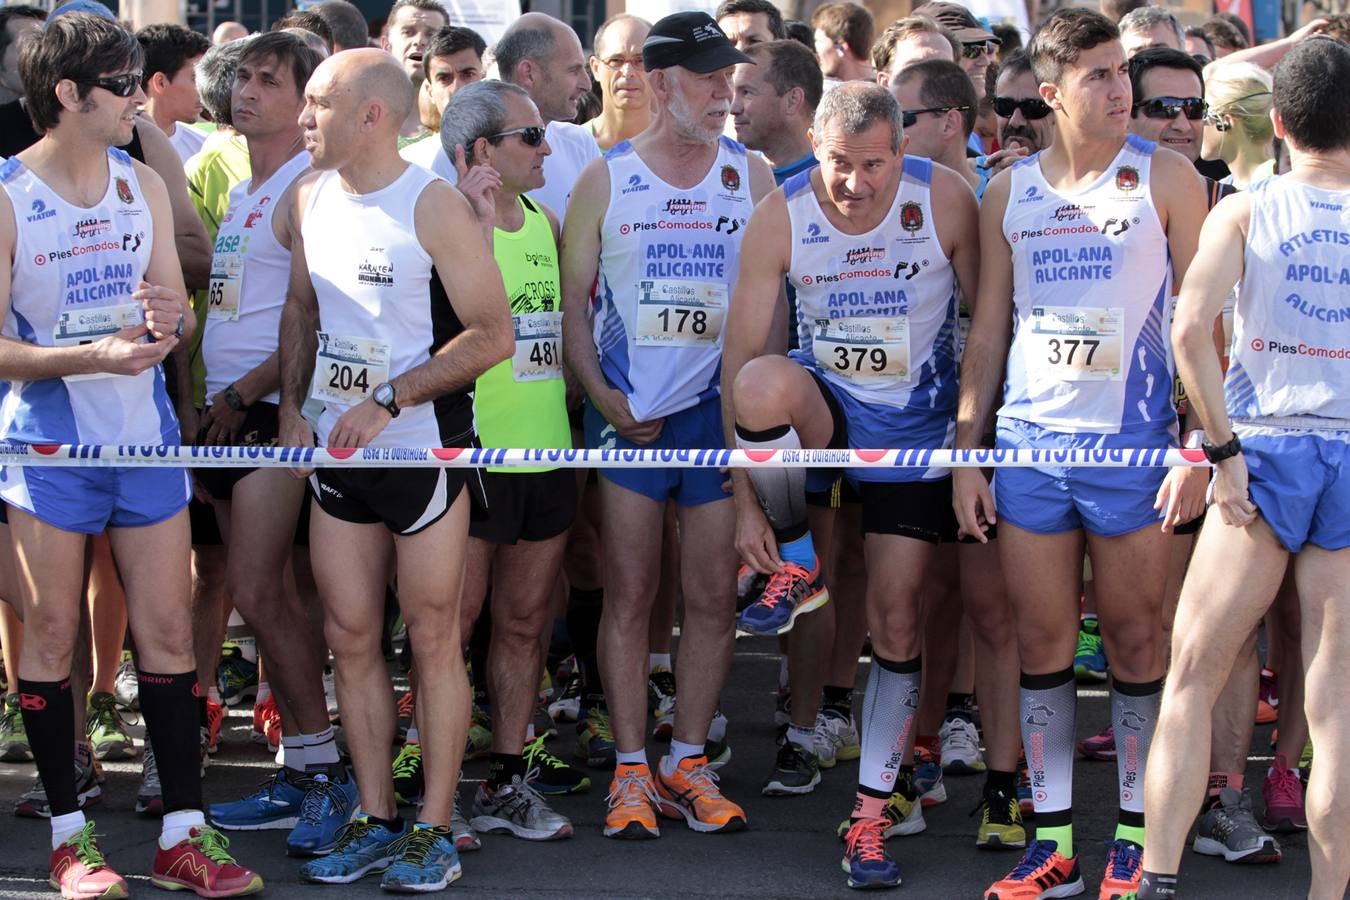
961,40,998,59
993,96,1052,120
902,105,971,128
1132,96,1207,121
82,72,142,98
489,125,546,147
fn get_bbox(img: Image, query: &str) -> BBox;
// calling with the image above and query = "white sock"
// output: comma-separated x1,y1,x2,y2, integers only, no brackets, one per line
787,724,815,750
707,710,728,742
663,739,704,776
525,723,536,742
51,810,86,849
207,686,222,706
255,682,271,705
616,748,647,768
648,653,672,672
281,736,305,772
160,809,206,849
302,726,340,767
405,727,419,744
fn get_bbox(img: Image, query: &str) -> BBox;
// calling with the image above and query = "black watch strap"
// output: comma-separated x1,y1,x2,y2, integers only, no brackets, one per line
222,384,247,412
1202,434,1242,463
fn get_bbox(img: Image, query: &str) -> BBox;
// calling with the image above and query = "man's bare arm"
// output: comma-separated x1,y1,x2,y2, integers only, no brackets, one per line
559,158,610,402
136,118,211,291
278,175,322,417
955,170,1014,449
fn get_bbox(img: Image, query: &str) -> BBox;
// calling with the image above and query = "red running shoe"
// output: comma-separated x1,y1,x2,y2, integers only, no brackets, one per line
206,699,224,755
1078,724,1116,761
49,821,127,900
251,696,281,754
152,826,263,898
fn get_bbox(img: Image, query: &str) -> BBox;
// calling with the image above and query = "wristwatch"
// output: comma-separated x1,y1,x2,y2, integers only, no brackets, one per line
373,382,400,418
173,314,185,338
1202,433,1242,463
222,384,247,412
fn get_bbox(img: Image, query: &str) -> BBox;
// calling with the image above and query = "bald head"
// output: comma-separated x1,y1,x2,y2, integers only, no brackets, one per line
494,12,591,121
331,47,415,127
213,21,248,44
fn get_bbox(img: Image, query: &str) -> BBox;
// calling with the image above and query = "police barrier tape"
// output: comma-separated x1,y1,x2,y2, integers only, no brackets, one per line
0,444,1213,469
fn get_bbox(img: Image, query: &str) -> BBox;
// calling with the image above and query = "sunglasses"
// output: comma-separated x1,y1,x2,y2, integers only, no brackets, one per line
961,40,999,60
902,105,971,128
993,96,1052,120
599,55,645,72
488,125,546,147
82,71,142,98
1132,96,1207,121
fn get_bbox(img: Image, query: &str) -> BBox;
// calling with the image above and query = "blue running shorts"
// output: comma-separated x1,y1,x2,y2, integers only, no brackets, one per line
1236,423,1350,552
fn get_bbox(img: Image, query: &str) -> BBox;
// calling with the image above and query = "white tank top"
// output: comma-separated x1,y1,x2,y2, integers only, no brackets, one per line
0,149,176,445
203,151,310,404
1226,175,1350,425
302,165,471,448
1001,135,1174,434
593,137,752,421
785,156,959,417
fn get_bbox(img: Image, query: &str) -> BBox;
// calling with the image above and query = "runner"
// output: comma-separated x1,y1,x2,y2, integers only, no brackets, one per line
811,3,876,87
1139,38,1350,900
0,12,261,897
399,26,485,178
379,0,447,147
871,16,960,87
135,24,211,162
560,10,769,840
587,15,652,152
724,81,978,886
1117,6,1184,57
715,0,785,52
277,47,512,891
953,9,1206,899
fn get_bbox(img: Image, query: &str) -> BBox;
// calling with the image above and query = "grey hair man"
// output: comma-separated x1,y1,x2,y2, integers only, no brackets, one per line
1119,5,1185,57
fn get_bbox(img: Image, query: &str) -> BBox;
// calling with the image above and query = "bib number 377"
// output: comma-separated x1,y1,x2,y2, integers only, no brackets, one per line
1028,306,1123,381
311,332,391,406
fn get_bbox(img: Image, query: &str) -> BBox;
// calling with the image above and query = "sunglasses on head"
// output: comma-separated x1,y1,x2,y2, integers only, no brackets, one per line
992,96,1052,120
488,125,546,147
1132,96,1207,121
902,105,971,128
82,71,142,98
961,40,998,60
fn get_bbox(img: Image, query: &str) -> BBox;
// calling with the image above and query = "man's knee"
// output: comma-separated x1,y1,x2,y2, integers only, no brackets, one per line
733,357,799,421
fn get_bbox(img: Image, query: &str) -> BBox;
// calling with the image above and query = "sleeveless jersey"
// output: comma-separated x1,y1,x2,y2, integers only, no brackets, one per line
475,195,571,473
0,149,177,445
1225,176,1350,425
203,150,309,404
302,165,470,448
785,156,959,420
1001,135,1174,434
593,136,752,422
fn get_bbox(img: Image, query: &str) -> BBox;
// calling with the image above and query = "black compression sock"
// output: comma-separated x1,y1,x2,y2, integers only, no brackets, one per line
17,677,79,816
1136,871,1178,898
139,670,204,813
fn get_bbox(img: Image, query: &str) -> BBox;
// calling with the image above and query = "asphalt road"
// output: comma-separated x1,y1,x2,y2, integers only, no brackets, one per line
0,636,1326,899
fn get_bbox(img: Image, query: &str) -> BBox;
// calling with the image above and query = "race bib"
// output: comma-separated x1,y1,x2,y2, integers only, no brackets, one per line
634,279,726,347
1028,306,1123,381
812,316,912,386
311,332,391,406
511,311,562,383
207,253,243,321
52,302,144,348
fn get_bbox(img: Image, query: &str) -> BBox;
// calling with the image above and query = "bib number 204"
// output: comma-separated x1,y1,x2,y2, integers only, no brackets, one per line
328,363,371,396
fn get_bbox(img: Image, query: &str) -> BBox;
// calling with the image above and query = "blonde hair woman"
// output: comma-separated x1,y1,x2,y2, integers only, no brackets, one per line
1201,61,1275,187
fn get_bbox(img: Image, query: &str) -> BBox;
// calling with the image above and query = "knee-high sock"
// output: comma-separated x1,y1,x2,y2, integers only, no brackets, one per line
854,655,921,818
1113,677,1162,845
139,671,204,813
1021,668,1077,857
735,425,812,552
17,677,78,818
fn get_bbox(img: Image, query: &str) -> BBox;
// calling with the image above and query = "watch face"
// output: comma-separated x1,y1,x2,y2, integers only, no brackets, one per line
375,385,394,406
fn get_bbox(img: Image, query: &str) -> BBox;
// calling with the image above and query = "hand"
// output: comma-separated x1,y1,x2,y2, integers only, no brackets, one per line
594,387,662,445
202,395,247,446
88,325,175,376
952,467,997,543
279,407,317,479
177,404,200,447
134,281,186,341
983,146,1030,173
1290,18,1329,42
452,145,500,225
735,493,783,575
1154,465,1209,532
327,398,392,450
1211,455,1257,528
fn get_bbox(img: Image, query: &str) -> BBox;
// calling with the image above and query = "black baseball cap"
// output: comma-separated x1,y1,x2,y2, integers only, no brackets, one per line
642,11,753,73
913,2,998,43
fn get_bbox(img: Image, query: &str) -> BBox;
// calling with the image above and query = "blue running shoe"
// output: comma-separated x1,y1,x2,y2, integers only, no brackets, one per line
737,562,829,636
1073,617,1108,682
841,817,901,889
913,759,947,808
217,643,259,707
380,823,462,893
299,816,404,884
286,771,360,857
209,767,307,831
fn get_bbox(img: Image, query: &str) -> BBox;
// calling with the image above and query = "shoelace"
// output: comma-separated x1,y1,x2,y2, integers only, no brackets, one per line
88,694,121,734
755,566,804,611
188,826,236,864
1107,840,1142,880
493,770,550,819
397,692,415,720
943,719,980,755
1007,840,1057,880
814,714,843,750
671,759,724,801
969,788,1017,823
300,776,349,825
391,826,445,867
649,671,676,702
844,818,888,864
66,821,109,868
606,770,657,809
330,817,377,852
583,709,614,742
393,744,422,779
523,736,568,771
1267,767,1303,807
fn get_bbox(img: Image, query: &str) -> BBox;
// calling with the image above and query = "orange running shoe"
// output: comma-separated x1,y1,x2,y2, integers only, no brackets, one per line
206,698,224,755
251,696,281,754
654,755,747,833
603,763,660,840
151,825,263,897
985,839,1083,899
1098,839,1142,900
50,821,127,900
